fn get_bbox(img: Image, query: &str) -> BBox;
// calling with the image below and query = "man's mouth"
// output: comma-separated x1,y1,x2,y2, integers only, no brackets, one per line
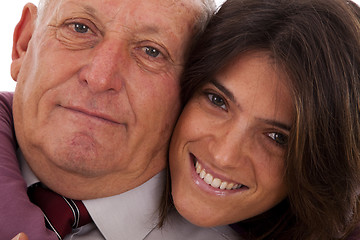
62,105,121,125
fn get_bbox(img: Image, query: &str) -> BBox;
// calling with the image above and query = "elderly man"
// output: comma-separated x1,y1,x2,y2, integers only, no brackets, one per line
0,0,238,239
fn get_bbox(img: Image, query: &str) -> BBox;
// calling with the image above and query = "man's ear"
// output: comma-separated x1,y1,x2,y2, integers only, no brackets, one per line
11,3,38,81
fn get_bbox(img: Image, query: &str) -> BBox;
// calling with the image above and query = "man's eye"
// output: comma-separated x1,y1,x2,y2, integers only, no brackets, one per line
207,93,227,110
143,46,161,58
72,23,90,34
267,132,288,146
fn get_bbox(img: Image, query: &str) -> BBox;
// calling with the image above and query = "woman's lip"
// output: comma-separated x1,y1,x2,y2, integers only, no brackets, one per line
188,153,249,196
190,153,242,184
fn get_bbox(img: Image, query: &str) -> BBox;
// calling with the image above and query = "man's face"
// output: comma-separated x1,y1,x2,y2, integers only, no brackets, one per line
12,0,200,199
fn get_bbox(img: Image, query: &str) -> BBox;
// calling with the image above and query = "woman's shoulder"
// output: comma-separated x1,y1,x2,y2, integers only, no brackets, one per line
347,223,360,240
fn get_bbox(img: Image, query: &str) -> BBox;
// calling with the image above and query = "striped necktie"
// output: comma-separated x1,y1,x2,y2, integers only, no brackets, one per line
27,183,92,240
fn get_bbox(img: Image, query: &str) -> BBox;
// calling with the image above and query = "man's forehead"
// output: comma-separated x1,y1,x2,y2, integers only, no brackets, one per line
40,0,201,64
49,0,199,32
51,0,202,16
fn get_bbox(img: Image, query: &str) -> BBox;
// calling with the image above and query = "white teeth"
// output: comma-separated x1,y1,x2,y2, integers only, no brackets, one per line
211,178,222,188
204,173,213,185
200,169,206,179
226,183,234,190
220,181,228,190
196,163,202,174
194,160,243,190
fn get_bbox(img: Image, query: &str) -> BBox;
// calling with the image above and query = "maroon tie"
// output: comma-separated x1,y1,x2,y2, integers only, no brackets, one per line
28,183,92,239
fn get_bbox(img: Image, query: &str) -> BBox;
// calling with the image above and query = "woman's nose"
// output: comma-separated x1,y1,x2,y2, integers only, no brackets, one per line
208,124,251,169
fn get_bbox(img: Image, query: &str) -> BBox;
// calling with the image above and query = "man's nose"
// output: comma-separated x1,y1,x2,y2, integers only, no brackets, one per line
79,38,126,93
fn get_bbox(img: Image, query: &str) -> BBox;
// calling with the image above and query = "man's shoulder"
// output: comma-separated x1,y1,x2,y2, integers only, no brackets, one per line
0,91,14,112
0,91,16,147
145,208,240,240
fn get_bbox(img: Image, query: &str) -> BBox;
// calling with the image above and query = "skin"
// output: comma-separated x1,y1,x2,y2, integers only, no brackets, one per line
12,233,28,240
170,51,294,227
11,0,202,200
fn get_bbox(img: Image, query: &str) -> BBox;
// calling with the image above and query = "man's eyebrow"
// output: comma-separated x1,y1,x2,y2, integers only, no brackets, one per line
63,1,97,15
65,1,164,36
210,79,236,103
59,2,100,24
135,25,161,34
82,5,97,16
132,25,176,63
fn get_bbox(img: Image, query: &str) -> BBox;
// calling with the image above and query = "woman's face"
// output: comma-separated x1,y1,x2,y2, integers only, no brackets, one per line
169,51,294,227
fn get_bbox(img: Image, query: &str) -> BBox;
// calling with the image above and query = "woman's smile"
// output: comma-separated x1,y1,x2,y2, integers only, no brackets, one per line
191,153,248,191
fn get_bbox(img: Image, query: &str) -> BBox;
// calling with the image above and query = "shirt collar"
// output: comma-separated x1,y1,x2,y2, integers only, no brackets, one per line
83,171,165,240
19,150,40,187
19,149,165,239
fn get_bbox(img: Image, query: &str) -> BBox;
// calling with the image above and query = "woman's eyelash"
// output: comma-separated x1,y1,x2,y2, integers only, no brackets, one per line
266,132,289,147
205,91,228,110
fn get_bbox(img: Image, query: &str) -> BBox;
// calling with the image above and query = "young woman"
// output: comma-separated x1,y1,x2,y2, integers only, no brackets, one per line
162,0,360,239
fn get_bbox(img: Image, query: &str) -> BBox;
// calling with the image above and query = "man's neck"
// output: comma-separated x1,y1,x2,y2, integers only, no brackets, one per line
19,149,165,199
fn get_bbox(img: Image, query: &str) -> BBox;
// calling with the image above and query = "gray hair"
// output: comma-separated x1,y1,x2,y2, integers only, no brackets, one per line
195,0,217,35
35,0,52,26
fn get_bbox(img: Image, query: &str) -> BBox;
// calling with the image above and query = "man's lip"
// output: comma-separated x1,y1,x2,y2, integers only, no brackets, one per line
61,105,121,124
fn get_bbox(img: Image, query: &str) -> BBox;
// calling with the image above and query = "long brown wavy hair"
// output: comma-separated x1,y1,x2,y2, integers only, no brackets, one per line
160,0,360,239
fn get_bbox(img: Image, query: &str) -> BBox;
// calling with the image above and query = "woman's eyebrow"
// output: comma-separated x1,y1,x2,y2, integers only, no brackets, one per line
257,118,292,131
210,79,236,103
210,79,292,131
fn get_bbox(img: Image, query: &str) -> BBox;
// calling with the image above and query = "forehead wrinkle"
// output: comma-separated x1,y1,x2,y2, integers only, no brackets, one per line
54,1,105,28
110,0,193,53
58,1,97,15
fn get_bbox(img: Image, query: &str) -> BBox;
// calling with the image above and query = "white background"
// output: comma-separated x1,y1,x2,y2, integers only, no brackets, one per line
0,0,39,91
0,0,356,91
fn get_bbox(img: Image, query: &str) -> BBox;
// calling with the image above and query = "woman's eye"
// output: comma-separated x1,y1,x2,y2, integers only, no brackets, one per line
267,132,288,146
72,23,90,34
207,93,227,110
143,46,161,58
